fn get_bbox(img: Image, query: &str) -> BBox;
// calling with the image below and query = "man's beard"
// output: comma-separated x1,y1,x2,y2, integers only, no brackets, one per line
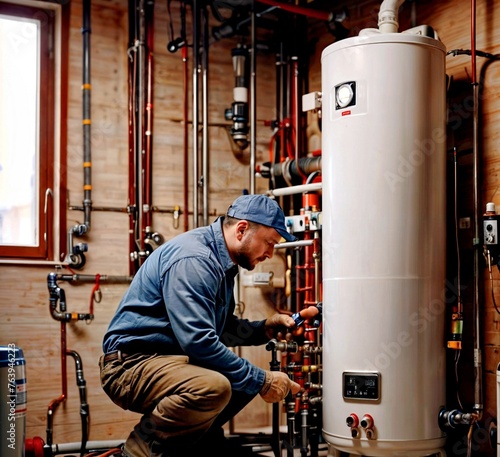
233,237,257,271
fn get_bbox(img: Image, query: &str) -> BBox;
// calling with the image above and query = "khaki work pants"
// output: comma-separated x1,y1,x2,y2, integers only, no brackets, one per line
99,353,255,456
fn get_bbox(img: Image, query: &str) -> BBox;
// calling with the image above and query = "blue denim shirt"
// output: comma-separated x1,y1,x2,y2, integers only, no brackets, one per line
103,217,267,395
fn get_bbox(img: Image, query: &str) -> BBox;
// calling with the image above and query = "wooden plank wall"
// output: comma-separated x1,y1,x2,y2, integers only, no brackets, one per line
0,0,500,454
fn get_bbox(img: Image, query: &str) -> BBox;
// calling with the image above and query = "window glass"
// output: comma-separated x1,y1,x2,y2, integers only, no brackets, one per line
0,15,39,247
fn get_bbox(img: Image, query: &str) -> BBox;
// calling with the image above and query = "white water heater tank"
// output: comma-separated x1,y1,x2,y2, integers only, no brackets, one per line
321,32,447,456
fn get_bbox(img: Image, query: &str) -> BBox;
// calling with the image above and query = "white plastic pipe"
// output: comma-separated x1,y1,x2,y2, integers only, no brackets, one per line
378,0,405,33
266,182,322,197
51,440,124,454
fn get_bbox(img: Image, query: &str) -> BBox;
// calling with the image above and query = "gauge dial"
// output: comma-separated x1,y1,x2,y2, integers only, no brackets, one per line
336,83,354,108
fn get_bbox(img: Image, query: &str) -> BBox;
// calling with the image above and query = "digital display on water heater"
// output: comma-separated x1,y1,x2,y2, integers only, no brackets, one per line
343,372,380,400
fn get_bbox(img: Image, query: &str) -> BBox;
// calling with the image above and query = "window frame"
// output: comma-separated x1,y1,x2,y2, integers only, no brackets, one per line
0,0,68,264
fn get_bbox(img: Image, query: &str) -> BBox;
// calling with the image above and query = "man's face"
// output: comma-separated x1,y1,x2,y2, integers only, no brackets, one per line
234,225,282,271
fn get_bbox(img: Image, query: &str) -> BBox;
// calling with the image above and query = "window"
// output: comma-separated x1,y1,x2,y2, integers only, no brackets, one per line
0,1,67,262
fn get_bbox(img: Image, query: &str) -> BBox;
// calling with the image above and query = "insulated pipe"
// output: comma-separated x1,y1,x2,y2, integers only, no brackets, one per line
258,156,322,182
55,273,133,284
377,0,405,33
192,0,200,227
470,0,483,419
82,0,92,230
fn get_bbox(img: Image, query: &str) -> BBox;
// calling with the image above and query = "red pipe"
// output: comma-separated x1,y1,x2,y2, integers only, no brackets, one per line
46,321,68,445
256,0,331,21
471,0,476,85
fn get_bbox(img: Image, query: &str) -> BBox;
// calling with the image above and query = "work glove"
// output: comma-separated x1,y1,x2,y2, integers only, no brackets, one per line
259,370,301,403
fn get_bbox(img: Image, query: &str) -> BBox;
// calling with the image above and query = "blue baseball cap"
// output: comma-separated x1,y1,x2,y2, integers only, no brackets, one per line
227,194,296,242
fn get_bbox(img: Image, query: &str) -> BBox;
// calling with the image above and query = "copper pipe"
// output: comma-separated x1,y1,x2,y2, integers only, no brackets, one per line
46,322,67,446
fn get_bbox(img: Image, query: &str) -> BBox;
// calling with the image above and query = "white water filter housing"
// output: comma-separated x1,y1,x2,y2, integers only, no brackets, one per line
321,32,447,456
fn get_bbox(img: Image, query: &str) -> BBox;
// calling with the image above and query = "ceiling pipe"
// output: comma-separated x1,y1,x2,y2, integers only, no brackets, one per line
255,0,332,21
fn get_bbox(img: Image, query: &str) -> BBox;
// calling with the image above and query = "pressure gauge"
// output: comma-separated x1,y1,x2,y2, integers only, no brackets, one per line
335,81,356,110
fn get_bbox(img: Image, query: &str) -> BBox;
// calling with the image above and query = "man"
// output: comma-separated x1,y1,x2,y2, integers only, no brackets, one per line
100,194,301,457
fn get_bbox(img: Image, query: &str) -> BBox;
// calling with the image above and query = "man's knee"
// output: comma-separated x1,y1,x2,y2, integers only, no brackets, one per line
201,372,232,411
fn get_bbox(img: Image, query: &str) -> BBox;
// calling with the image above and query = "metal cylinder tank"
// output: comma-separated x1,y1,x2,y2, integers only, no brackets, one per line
321,32,447,456
0,346,27,457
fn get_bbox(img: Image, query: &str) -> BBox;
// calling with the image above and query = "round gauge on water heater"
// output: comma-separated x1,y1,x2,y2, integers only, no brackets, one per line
335,82,355,109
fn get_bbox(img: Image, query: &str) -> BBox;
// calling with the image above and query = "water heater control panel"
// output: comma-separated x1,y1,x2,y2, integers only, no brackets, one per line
343,372,380,400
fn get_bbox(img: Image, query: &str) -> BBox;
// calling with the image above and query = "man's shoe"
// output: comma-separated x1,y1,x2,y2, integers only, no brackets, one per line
123,430,169,457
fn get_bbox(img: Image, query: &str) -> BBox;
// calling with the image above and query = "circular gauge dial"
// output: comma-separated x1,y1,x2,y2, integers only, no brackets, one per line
336,83,354,108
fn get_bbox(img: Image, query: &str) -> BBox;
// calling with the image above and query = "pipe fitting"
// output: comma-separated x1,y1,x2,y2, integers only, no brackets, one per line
360,414,374,429
346,413,359,428
266,339,298,353
377,0,405,33
365,428,376,440
438,408,477,429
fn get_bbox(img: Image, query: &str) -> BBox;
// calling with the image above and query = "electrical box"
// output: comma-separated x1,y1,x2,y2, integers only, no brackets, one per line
484,219,498,245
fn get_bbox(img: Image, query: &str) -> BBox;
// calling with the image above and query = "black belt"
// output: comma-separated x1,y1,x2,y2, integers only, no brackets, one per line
103,350,130,364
